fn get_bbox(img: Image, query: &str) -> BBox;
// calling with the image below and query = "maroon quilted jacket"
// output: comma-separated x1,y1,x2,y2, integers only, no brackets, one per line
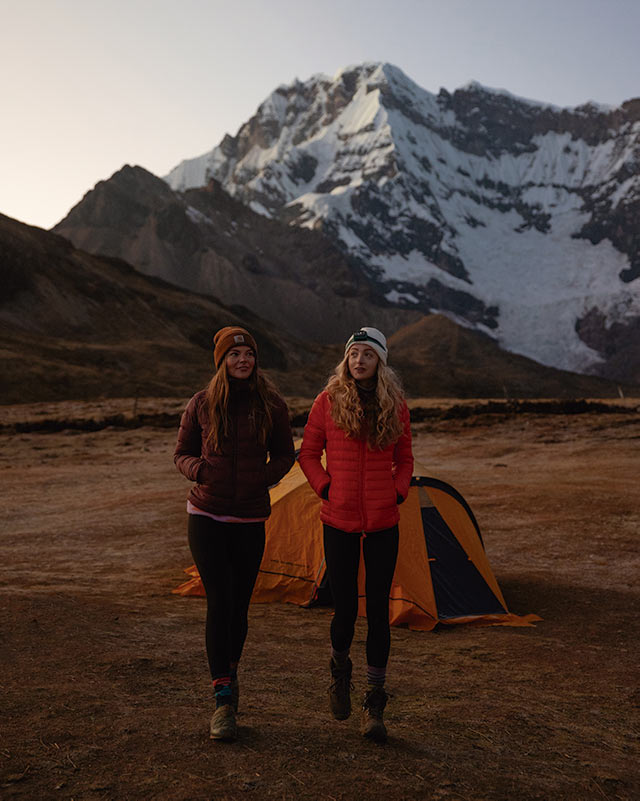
298,390,413,533
174,380,295,518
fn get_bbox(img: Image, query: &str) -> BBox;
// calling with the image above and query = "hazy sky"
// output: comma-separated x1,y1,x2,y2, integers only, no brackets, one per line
1,0,639,229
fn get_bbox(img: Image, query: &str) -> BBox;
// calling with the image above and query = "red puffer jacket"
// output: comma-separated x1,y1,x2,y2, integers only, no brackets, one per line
174,381,295,518
299,390,413,533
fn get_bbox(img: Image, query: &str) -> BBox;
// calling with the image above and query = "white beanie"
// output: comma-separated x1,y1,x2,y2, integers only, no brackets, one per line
344,327,388,364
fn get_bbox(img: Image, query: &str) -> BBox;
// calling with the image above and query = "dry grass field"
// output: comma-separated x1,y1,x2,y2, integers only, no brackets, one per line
1,399,638,800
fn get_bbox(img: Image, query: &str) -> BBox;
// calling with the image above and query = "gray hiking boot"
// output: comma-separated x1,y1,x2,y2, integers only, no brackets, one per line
328,657,353,720
361,685,388,743
209,703,237,741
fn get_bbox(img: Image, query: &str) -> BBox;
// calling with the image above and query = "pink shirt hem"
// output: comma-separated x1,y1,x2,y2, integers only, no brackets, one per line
187,500,267,524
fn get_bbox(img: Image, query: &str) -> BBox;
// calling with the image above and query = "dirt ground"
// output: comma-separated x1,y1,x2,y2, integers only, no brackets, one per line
1,401,638,801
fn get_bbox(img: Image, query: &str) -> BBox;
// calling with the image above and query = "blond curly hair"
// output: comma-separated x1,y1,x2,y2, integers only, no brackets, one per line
326,356,405,449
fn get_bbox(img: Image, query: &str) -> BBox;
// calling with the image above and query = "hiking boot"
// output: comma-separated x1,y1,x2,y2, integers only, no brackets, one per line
361,686,388,743
231,677,239,714
209,703,237,741
328,657,353,720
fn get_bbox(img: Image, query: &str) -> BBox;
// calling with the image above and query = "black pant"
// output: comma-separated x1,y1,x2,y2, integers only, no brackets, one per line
323,524,399,668
187,515,265,679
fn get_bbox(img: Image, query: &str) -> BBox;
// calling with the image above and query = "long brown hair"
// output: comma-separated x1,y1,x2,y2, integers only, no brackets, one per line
326,356,405,449
205,364,278,452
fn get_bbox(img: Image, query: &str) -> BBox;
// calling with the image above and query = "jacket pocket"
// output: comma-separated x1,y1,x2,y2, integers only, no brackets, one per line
198,458,233,498
234,461,268,501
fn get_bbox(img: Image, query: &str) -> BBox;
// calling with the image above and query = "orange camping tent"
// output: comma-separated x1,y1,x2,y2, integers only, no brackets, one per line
174,459,539,631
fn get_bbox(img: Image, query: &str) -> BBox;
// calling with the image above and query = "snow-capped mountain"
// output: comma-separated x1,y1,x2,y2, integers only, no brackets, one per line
165,63,640,379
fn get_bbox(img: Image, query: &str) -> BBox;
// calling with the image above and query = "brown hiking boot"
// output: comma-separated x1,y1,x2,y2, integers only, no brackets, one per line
231,677,239,714
328,657,353,720
361,686,388,743
209,703,237,741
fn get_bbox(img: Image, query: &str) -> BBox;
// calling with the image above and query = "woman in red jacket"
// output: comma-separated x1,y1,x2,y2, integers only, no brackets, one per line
174,326,294,742
299,327,413,743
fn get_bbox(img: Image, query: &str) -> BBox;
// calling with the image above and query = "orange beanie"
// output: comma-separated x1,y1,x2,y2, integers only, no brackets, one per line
213,326,258,369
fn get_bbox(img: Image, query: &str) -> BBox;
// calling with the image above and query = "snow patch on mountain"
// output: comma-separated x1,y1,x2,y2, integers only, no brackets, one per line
164,62,640,377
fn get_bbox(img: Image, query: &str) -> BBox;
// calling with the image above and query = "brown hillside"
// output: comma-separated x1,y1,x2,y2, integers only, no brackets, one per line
389,315,631,398
0,213,333,403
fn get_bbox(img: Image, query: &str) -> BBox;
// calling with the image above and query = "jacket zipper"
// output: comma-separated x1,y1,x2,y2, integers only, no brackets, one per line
232,407,238,502
359,436,367,532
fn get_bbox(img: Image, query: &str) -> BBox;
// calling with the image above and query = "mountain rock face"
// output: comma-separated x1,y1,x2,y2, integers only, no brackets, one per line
54,165,420,344
165,63,640,383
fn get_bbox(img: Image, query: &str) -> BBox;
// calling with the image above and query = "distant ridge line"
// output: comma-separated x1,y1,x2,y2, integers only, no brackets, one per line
3,399,637,435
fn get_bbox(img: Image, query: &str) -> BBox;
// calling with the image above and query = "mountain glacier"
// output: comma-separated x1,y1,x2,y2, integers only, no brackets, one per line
165,63,640,378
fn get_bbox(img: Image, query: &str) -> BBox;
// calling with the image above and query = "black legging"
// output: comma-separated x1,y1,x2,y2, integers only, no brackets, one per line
187,515,265,679
323,524,399,668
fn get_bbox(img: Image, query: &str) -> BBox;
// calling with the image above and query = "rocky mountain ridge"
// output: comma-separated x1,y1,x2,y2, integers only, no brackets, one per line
54,165,420,344
164,63,640,383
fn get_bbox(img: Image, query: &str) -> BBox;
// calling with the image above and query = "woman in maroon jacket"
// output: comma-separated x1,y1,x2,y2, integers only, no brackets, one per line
299,327,413,743
174,326,294,742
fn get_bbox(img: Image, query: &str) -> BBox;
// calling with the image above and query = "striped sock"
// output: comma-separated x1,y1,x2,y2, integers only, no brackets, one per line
366,665,386,686
212,676,232,707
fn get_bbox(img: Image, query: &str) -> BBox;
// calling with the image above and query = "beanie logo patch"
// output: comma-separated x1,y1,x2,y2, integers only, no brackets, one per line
234,335,245,343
